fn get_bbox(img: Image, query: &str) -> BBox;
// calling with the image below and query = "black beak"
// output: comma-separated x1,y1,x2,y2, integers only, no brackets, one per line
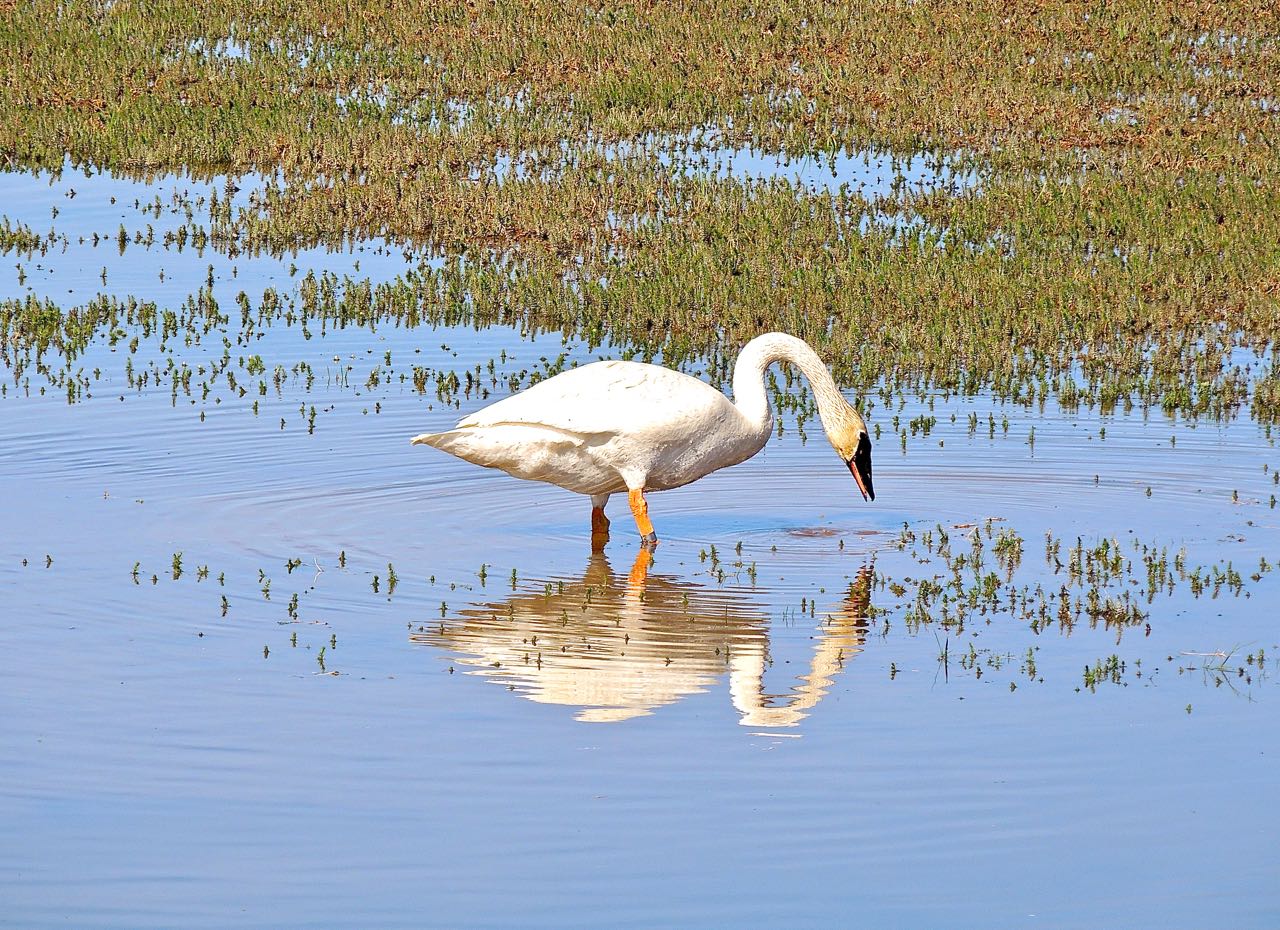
846,434,874,502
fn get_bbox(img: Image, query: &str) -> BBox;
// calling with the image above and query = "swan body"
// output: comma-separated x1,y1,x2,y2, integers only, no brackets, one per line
411,332,874,547
416,361,764,495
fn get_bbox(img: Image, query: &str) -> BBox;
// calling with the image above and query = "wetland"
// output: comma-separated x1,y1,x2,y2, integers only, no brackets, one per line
2,2,1279,926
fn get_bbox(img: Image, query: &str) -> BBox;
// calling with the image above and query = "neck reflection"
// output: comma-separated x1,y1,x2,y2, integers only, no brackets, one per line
411,551,873,728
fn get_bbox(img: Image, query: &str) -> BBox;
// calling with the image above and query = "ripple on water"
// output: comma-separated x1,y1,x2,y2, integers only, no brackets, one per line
3,330,1279,929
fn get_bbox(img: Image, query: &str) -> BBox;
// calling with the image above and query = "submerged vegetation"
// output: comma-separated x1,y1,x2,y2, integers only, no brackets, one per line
2,0,1279,418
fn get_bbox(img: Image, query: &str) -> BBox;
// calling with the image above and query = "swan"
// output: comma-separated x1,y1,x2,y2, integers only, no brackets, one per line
410,332,874,548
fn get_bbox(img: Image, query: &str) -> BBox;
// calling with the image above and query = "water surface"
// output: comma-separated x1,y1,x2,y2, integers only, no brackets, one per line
2,166,1278,928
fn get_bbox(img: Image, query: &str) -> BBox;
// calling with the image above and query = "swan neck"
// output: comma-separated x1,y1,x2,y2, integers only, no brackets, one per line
731,333,849,436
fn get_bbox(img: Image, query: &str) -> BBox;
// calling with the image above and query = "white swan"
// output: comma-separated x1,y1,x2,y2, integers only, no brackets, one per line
410,332,874,547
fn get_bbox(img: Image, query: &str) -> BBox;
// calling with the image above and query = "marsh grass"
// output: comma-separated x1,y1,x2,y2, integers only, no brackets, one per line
884,519,1264,649
2,1,1279,419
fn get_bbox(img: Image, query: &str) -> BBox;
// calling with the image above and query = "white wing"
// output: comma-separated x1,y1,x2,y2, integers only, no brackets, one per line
456,360,733,437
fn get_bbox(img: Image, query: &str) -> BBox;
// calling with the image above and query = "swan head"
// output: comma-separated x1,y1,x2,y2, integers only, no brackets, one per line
828,407,874,502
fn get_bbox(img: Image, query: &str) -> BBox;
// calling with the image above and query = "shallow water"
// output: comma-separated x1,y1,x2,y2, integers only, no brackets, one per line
0,162,428,307
496,131,971,199
2,167,1278,928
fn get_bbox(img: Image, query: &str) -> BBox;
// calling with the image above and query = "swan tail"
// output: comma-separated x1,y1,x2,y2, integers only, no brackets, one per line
410,428,502,468
410,429,484,458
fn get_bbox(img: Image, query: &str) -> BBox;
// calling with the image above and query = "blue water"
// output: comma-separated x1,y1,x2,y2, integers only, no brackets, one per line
1,166,1277,928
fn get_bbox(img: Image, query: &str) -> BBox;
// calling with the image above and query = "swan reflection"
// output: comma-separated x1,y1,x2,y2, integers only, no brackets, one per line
411,552,872,727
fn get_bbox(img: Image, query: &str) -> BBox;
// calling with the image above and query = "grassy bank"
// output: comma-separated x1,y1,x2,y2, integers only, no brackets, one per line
1,0,1278,418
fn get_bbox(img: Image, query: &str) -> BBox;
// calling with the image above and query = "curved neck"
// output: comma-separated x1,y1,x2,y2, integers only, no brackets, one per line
728,592,868,728
731,332,850,437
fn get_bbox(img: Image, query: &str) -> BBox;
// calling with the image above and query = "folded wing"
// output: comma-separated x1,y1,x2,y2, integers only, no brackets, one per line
454,360,731,438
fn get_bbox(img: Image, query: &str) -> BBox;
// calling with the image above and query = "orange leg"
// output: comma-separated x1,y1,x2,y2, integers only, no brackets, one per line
590,506,610,551
628,488,658,548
